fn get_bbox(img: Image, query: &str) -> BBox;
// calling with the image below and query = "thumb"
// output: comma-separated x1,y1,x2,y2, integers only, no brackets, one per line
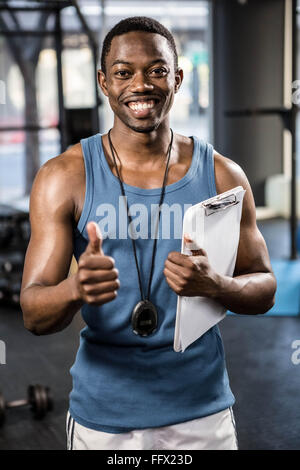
183,233,206,257
86,222,104,255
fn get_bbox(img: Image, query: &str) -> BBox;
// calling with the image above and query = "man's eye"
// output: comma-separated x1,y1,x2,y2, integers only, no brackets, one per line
115,70,130,78
150,68,168,76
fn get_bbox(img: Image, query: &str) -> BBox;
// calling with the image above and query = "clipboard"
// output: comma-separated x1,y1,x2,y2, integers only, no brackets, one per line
173,186,246,352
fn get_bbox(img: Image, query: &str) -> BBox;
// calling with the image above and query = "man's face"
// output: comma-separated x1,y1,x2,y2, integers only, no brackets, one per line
98,31,183,133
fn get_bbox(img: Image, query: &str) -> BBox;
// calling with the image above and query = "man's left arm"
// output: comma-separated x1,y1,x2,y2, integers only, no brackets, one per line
163,151,277,315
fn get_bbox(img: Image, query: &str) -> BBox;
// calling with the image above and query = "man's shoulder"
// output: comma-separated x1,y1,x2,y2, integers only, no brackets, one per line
213,150,249,194
41,142,83,174
35,142,84,190
31,142,84,207
176,133,193,147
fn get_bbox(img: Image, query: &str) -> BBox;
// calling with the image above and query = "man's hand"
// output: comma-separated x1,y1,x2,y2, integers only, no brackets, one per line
163,233,220,298
75,222,120,305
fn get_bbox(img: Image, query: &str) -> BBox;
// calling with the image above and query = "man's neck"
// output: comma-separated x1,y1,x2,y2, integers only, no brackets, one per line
107,119,173,166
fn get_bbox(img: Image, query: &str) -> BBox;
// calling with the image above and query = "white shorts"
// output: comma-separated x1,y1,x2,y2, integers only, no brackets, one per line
66,408,238,450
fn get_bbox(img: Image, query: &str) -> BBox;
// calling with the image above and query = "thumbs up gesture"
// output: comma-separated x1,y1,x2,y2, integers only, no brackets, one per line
76,222,120,305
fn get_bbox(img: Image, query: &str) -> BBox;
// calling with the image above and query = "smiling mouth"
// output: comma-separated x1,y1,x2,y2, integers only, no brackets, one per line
125,98,159,117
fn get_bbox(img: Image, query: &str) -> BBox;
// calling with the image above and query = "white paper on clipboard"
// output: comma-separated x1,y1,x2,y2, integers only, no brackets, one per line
173,186,246,353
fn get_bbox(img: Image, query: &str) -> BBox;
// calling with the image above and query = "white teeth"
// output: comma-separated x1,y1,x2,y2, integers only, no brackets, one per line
128,101,155,111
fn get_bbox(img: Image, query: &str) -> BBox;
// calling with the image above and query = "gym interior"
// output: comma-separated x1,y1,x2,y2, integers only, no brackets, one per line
0,0,300,450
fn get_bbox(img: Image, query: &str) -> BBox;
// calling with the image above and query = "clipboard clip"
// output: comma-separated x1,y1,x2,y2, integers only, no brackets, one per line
202,194,239,216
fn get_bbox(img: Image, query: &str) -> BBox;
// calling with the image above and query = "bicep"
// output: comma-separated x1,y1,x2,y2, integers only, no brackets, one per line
21,162,75,290
214,151,273,276
234,216,273,277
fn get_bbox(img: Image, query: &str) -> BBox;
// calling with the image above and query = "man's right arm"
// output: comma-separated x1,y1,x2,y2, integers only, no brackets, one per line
20,154,120,336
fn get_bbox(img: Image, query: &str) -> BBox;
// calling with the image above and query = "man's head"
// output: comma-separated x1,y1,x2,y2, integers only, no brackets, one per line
98,16,183,134
100,16,178,75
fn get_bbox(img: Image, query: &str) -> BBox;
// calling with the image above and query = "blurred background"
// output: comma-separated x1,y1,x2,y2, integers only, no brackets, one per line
0,0,300,450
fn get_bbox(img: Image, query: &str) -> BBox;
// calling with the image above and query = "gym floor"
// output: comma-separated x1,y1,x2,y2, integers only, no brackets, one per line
0,217,299,450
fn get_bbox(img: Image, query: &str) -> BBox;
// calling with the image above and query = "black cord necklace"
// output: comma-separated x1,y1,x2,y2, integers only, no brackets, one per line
107,129,174,337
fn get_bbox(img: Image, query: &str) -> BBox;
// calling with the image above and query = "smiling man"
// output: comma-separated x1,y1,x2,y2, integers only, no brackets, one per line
20,17,276,450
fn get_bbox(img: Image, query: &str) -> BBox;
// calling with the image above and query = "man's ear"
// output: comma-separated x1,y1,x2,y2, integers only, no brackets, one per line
98,69,108,97
174,67,183,94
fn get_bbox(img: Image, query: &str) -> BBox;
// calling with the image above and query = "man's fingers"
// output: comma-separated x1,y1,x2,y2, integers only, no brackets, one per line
164,259,190,278
163,266,183,286
77,222,119,306
78,268,119,284
86,290,118,306
167,251,189,266
86,221,104,255
83,279,120,296
189,248,207,256
78,255,115,270
183,233,207,257
164,274,180,294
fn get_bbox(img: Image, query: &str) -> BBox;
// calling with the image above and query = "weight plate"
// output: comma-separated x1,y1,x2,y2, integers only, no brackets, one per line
28,384,48,419
36,385,47,419
45,387,53,412
0,392,6,427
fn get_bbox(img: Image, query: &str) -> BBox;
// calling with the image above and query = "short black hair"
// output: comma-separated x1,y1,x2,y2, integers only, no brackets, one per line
100,16,178,74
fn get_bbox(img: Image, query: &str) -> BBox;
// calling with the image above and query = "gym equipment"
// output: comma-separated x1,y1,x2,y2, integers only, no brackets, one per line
0,204,30,308
0,393,5,427
0,385,53,426
0,219,13,248
0,252,24,274
0,204,30,250
0,271,22,307
0,278,9,302
65,107,98,146
8,276,22,305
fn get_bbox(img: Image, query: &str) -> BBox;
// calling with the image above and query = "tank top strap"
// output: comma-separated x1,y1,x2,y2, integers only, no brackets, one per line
76,134,101,235
194,137,217,199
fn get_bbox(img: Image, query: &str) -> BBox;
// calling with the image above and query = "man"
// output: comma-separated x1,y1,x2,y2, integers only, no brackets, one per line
20,17,276,450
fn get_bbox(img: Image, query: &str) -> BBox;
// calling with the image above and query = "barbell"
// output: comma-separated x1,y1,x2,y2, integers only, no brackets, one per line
0,384,53,427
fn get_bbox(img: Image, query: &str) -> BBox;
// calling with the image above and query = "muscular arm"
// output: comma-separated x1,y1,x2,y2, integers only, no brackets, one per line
21,146,120,336
212,152,276,314
20,152,83,335
164,152,276,315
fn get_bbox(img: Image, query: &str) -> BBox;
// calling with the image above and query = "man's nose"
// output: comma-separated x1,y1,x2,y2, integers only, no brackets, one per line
129,72,154,92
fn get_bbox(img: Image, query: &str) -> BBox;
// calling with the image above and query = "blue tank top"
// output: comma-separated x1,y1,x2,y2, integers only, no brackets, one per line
69,133,235,433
